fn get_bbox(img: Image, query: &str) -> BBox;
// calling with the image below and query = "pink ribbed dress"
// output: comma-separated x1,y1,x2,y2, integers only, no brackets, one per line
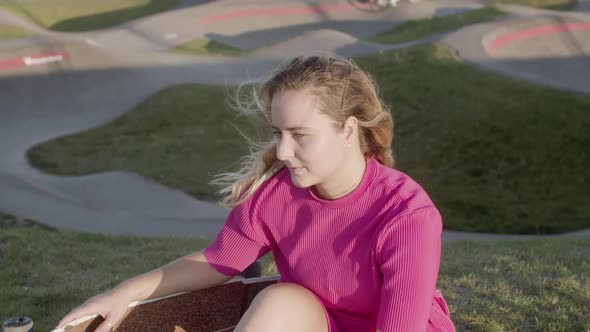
203,157,456,332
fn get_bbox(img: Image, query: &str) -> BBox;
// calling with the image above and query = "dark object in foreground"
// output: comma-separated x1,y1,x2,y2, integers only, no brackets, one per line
52,275,279,332
238,259,262,279
2,316,34,332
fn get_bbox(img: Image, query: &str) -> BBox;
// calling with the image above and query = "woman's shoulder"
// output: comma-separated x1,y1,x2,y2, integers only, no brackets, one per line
265,166,291,191
370,164,443,241
246,166,291,204
230,166,291,219
371,162,439,216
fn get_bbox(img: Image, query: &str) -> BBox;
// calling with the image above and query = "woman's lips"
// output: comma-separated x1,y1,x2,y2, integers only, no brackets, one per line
290,167,305,175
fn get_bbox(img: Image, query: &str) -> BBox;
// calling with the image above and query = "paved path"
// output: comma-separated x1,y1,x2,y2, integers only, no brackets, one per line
575,0,590,12
442,4,590,94
0,0,588,240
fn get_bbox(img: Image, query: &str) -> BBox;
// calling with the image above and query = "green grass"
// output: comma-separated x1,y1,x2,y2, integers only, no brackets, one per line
370,6,505,44
0,0,180,32
492,0,578,10
27,43,590,234
1,213,588,332
354,44,590,234
173,38,244,57
28,84,264,201
0,24,34,40
439,239,590,331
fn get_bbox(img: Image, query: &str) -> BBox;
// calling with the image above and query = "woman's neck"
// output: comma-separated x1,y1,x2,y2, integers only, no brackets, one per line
313,153,367,200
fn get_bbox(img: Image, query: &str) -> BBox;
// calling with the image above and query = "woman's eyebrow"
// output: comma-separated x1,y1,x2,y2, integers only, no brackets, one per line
271,126,310,131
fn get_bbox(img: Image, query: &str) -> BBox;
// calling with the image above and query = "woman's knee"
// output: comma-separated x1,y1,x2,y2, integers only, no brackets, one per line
234,282,329,332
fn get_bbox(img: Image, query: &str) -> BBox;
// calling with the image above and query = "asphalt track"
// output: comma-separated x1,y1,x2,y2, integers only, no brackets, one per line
0,0,588,240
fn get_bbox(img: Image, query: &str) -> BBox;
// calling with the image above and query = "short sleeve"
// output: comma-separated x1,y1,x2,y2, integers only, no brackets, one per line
375,207,443,332
203,199,271,276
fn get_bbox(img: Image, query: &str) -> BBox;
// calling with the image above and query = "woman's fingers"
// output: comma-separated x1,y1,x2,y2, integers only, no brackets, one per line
55,304,100,329
95,318,115,332
54,291,132,331
95,306,128,332
55,307,96,329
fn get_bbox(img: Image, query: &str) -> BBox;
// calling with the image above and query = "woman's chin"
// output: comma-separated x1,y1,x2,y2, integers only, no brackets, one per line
290,176,309,188
289,172,313,188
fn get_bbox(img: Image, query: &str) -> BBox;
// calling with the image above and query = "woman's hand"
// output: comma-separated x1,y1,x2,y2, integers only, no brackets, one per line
53,250,231,331
54,289,132,332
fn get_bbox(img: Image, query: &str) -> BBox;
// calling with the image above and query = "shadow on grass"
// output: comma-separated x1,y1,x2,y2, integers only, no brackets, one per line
173,38,245,57
370,6,506,44
0,212,56,232
492,0,579,10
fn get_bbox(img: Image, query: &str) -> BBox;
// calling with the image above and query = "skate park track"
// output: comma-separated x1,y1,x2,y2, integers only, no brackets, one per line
0,0,588,240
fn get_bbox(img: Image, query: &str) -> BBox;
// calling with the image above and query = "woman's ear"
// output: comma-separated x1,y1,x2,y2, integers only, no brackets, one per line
343,116,358,141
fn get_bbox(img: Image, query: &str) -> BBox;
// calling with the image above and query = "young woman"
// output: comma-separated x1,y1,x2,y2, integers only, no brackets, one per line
55,55,455,332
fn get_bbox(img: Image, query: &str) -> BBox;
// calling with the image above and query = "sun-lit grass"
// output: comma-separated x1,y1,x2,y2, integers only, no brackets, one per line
0,24,34,40
0,0,180,32
439,239,590,331
1,213,588,332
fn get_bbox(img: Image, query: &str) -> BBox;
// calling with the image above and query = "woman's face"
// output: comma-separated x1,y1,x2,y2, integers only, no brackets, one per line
270,89,349,188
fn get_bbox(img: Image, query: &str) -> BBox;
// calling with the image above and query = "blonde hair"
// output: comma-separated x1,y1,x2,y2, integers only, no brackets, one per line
212,54,394,208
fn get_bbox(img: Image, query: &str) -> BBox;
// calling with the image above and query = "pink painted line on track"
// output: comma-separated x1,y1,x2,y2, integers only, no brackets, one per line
487,22,590,56
0,57,22,71
0,51,69,72
196,3,363,25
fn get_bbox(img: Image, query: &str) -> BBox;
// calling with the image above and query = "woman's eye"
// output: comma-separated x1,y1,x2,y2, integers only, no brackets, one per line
292,133,304,138
272,130,282,137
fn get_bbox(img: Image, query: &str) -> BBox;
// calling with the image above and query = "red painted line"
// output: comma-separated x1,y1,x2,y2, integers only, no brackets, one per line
487,22,590,56
0,51,69,72
0,57,23,71
196,3,362,25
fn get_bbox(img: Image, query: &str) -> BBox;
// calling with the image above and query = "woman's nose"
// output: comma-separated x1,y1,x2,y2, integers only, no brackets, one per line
276,138,294,161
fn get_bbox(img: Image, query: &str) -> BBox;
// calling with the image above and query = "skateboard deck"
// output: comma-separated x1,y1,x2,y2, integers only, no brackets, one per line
51,276,279,332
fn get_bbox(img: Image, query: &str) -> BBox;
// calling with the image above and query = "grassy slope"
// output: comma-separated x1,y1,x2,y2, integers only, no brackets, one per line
28,84,263,201
0,24,34,40
355,45,590,234
27,44,590,234
1,214,588,332
173,38,244,57
0,0,180,32
493,0,578,10
371,6,505,44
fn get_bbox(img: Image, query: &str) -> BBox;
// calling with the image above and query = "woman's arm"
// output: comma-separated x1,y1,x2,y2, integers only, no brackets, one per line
116,250,233,302
56,250,234,330
375,208,443,332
